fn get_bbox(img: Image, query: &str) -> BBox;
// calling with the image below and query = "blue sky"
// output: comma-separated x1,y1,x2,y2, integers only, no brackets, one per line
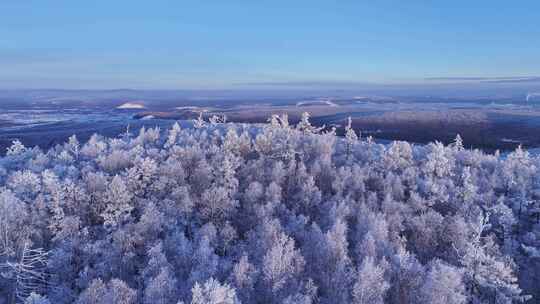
1,0,539,89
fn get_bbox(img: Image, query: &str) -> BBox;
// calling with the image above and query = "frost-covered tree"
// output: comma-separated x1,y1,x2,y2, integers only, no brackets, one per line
344,117,358,162
419,260,466,304
165,122,182,148
0,114,538,302
317,219,353,304
262,231,305,302
76,278,136,304
194,112,206,129
6,140,27,157
199,187,238,224
229,255,258,303
24,293,51,304
191,278,240,304
143,267,178,304
101,175,133,230
296,112,324,135
189,236,219,288
352,256,389,304
458,214,524,303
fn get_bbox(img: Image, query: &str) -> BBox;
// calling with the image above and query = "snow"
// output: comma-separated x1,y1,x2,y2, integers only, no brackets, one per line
116,102,145,109
1,114,539,303
296,99,338,107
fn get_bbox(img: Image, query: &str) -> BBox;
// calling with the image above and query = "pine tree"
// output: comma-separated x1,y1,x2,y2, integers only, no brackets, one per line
194,112,206,129
452,134,464,151
165,122,182,148
345,117,358,161
6,140,27,156
296,112,324,135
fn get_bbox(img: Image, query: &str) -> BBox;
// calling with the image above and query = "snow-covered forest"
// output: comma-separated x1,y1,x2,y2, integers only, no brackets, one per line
1,113,540,304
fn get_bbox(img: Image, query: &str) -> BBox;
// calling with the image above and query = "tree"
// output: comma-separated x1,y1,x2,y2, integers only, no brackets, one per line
194,112,206,129
296,112,324,135
458,166,477,206
24,293,51,304
76,278,107,304
165,122,182,148
214,154,240,197
344,117,358,162
452,134,464,151
126,157,158,195
6,140,27,156
387,248,425,304
383,141,413,173
1,243,49,303
189,236,219,287
502,145,535,196
144,267,178,304
229,255,258,303
191,278,240,304
77,278,136,304
66,135,81,159
142,242,170,283
488,197,517,253
423,141,454,179
209,114,226,126
282,279,318,304
107,279,137,304
8,170,41,200
80,134,107,159
318,219,353,304
355,207,391,261
199,187,238,224
0,190,49,304
419,260,466,304
101,175,133,230
352,256,389,304
0,189,29,258
407,210,444,262
458,214,524,303
222,127,251,158
262,232,305,302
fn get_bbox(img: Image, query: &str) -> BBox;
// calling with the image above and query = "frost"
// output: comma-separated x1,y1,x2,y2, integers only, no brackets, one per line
0,113,539,302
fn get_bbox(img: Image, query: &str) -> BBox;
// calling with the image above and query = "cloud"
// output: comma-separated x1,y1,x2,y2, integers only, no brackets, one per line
425,76,540,83
425,77,499,81
238,80,375,88
484,77,540,84
246,76,540,88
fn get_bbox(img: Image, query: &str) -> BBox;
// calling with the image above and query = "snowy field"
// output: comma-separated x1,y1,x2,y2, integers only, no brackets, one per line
3,92,540,155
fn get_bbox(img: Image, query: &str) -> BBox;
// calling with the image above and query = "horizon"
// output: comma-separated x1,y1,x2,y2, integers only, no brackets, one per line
1,77,540,98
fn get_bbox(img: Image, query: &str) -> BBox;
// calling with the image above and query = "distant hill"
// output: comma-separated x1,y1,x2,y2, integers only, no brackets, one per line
116,102,146,109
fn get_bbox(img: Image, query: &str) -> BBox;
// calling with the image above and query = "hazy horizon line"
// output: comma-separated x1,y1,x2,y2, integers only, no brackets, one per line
1,76,540,92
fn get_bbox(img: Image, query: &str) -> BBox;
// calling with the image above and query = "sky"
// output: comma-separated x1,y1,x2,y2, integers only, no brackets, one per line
1,0,539,90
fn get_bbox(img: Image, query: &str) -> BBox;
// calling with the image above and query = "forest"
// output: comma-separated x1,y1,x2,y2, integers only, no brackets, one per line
0,113,539,304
